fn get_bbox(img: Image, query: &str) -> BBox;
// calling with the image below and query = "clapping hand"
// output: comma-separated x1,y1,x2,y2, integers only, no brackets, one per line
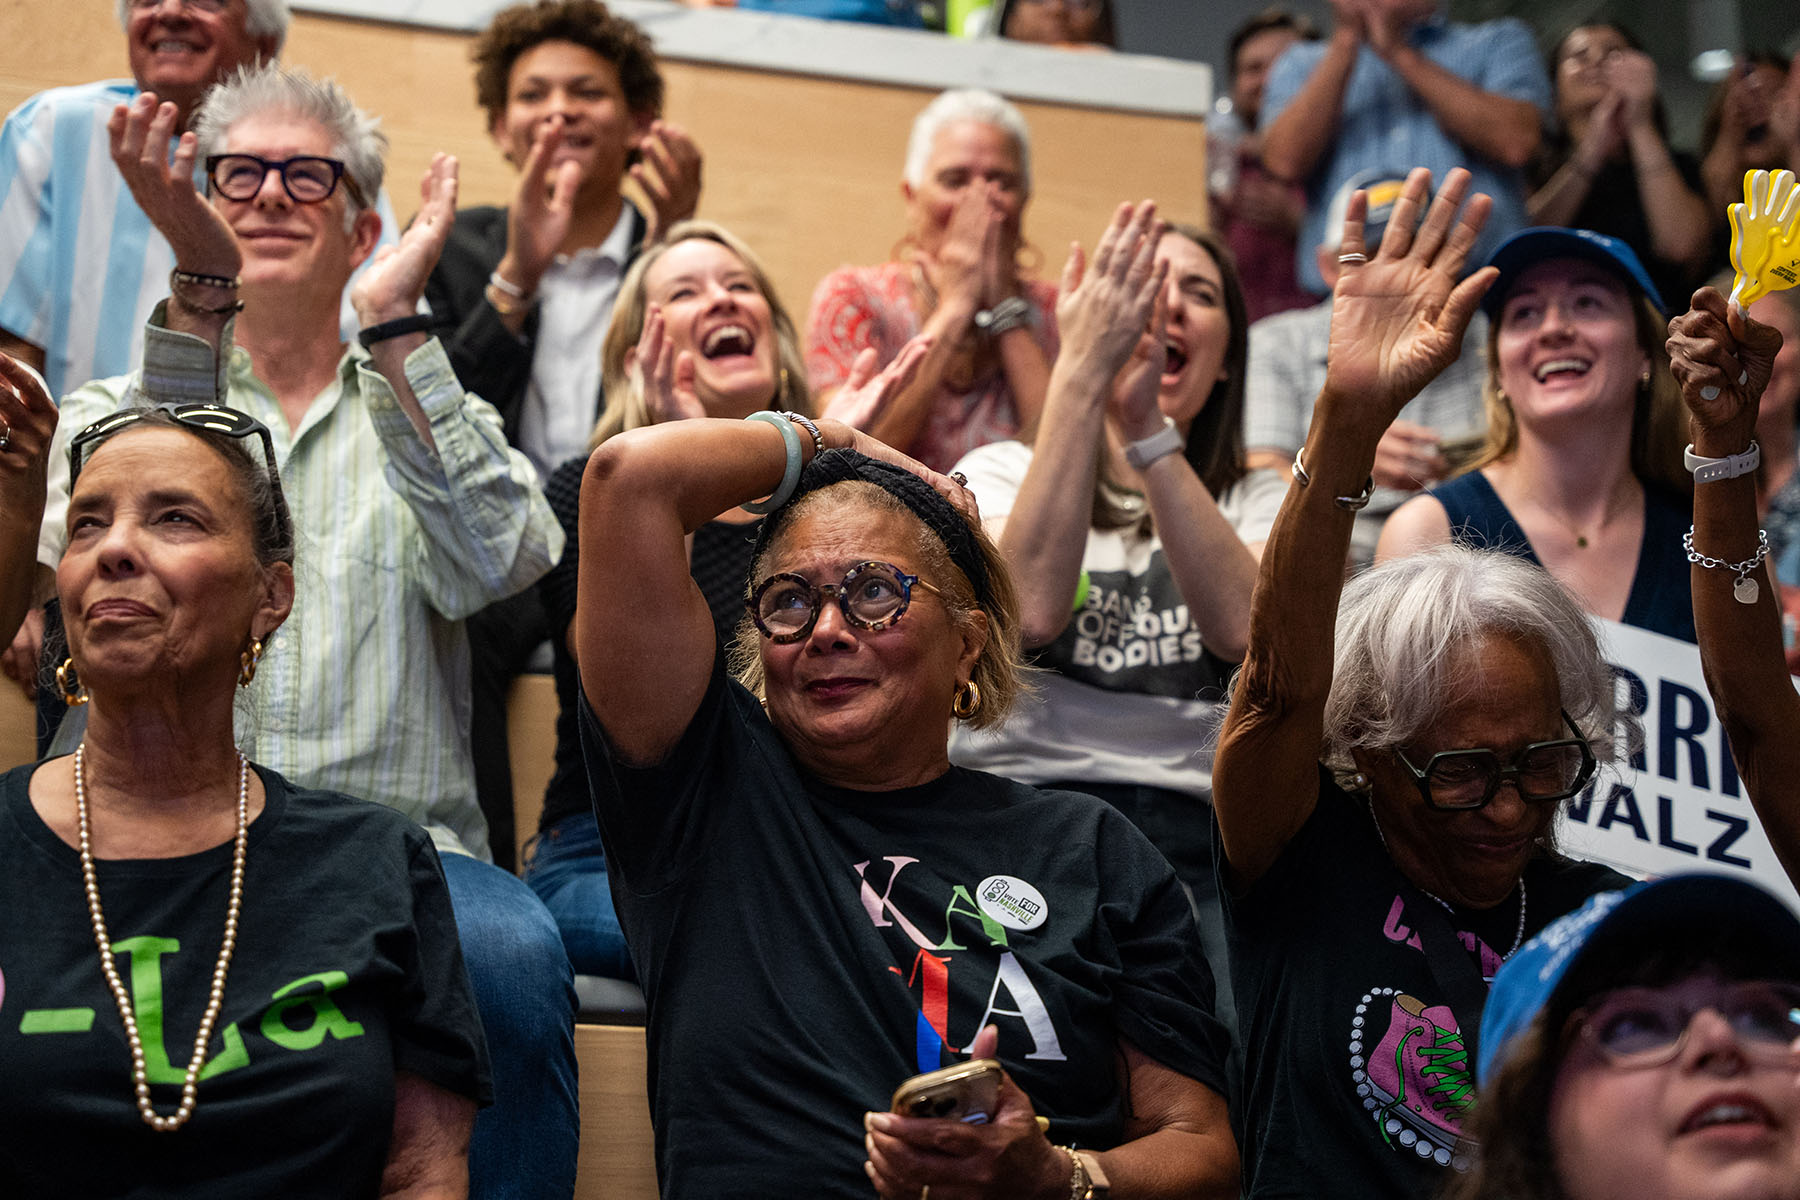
1323,167,1495,429
107,92,241,279
496,118,583,299
632,121,703,244
1050,200,1171,441
921,186,1006,318
822,335,933,431
1666,287,1784,439
633,304,707,424
353,153,457,326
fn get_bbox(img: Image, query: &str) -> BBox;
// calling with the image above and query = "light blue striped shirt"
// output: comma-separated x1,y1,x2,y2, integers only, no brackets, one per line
0,79,398,398
38,316,564,859
1263,15,1551,294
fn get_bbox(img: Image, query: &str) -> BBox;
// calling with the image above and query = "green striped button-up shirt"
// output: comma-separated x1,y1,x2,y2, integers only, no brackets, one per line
40,315,564,860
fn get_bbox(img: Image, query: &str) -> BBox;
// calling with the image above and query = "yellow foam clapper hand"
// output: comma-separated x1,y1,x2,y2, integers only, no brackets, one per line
1728,168,1800,307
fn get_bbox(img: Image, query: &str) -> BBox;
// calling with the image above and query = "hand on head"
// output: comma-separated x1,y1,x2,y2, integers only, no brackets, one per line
1666,287,1785,437
1323,166,1496,427
863,1025,1066,1200
108,92,241,279
632,120,703,245
351,153,458,326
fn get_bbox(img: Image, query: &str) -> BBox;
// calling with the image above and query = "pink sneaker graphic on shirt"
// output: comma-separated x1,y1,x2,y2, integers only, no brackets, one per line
1350,989,1474,1168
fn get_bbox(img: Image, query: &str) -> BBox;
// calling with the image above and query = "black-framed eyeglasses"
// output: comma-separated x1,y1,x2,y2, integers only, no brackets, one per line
69,404,281,498
1392,711,1598,811
128,0,231,12
747,561,944,644
1568,979,1800,1069
205,153,367,208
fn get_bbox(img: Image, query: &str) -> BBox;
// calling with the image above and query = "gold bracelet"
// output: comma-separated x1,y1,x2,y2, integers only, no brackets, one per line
485,281,532,317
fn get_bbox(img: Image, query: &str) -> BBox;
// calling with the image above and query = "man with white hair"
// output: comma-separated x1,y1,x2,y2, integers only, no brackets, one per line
32,65,576,1198
0,0,393,397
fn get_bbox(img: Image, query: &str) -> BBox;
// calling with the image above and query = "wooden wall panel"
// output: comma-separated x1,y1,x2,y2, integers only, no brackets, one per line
0,3,1205,325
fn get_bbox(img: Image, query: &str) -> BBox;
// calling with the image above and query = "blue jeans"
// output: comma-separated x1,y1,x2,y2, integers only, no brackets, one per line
440,851,578,1200
523,814,635,981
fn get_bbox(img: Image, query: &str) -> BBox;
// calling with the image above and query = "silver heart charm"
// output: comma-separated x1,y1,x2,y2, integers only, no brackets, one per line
1735,576,1760,605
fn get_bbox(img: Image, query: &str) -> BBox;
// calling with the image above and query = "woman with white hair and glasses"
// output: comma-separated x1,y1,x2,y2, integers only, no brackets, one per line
805,88,1057,472
1212,167,1634,1200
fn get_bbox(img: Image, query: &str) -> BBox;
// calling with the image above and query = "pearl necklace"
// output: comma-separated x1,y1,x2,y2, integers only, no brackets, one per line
75,743,249,1133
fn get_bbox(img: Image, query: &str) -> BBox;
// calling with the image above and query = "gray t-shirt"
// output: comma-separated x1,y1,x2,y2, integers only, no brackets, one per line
947,440,1284,798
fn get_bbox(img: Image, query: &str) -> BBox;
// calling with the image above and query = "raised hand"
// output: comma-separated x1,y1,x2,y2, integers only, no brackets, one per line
1055,201,1167,392
1666,287,1784,438
0,353,56,503
496,118,581,298
1323,167,1495,426
107,92,241,278
632,121,704,245
822,334,933,430
352,153,458,326
633,304,707,424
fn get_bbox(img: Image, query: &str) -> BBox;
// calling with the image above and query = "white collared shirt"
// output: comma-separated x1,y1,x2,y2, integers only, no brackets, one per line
516,205,636,479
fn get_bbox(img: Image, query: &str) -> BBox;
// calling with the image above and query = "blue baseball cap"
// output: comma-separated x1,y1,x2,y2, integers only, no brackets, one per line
1477,873,1800,1087
1480,227,1667,318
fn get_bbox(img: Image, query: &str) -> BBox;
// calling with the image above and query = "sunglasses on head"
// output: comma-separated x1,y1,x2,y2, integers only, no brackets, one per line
69,404,281,498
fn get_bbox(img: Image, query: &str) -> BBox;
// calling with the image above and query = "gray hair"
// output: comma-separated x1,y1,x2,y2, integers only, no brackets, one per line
1322,545,1618,773
117,0,292,56
902,88,1032,194
194,64,385,228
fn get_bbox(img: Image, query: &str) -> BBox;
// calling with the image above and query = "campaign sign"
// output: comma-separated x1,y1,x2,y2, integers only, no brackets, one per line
1557,619,1799,910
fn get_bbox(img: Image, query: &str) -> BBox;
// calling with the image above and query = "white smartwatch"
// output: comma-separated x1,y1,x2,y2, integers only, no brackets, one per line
1123,417,1184,470
1684,440,1761,484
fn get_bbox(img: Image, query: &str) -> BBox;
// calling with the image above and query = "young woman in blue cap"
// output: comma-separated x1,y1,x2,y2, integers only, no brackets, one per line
1378,226,1695,641
1452,873,1800,1200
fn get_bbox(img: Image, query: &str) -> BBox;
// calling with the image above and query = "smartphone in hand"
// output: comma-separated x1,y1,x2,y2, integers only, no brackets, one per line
889,1059,1003,1125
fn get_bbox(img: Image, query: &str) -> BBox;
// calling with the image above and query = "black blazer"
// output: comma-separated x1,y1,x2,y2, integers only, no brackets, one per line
424,202,649,448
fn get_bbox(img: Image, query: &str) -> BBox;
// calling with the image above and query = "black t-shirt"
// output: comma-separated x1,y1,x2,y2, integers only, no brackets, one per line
579,656,1229,1198
0,762,490,1199
1222,769,1630,1199
537,453,762,832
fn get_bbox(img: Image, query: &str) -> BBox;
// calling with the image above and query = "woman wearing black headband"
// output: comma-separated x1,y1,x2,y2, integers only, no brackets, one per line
574,406,1238,1196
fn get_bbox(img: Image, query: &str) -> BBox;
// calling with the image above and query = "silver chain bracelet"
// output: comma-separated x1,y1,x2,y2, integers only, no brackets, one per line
1682,526,1771,605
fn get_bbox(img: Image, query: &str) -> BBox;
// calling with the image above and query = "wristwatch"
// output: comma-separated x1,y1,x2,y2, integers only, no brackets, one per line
973,295,1033,337
1123,417,1185,470
1683,440,1760,483
1065,1148,1111,1200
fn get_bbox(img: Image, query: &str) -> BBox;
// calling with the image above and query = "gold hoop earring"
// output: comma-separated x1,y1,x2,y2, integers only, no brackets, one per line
952,679,981,720
238,636,264,688
56,658,88,707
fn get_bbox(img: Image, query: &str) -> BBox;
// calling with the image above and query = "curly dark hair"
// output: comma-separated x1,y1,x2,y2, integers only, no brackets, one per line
471,0,664,125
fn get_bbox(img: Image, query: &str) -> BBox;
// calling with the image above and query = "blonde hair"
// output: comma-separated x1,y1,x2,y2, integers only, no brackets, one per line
728,481,1029,731
592,220,810,448
1466,291,1690,497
